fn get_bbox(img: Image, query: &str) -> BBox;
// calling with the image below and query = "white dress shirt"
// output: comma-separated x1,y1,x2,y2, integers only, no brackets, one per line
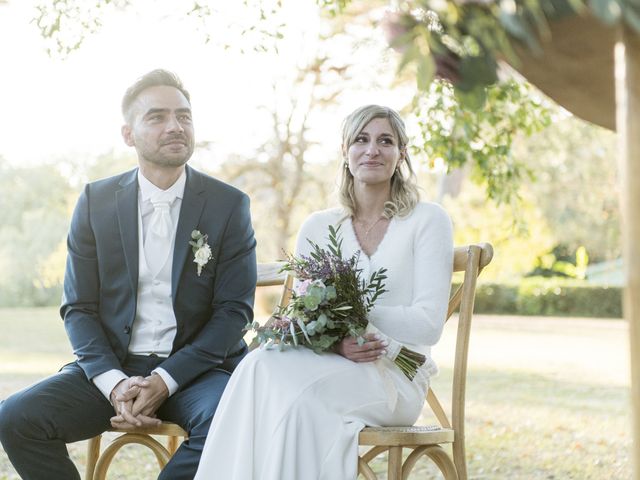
92,169,186,400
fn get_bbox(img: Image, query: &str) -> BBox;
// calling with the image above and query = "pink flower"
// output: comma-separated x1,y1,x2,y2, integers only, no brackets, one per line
294,279,312,296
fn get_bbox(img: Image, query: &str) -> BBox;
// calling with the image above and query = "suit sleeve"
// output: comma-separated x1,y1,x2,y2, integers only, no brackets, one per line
60,185,123,380
158,194,257,387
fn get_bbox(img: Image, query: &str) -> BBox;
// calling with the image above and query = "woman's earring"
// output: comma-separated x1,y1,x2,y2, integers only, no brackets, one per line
344,162,349,169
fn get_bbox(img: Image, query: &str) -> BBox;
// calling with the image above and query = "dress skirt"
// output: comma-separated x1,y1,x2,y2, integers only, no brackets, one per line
194,346,430,480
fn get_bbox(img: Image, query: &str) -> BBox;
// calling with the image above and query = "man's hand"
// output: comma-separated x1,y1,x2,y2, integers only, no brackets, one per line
109,376,161,429
335,333,388,363
129,373,169,419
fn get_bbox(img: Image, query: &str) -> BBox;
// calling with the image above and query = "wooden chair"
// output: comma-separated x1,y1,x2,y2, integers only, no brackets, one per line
357,243,494,480
84,263,292,480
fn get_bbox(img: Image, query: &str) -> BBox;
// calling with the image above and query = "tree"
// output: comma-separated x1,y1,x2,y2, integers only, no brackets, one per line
518,115,620,263
206,44,379,259
31,0,554,206
413,78,552,206
322,0,640,102
0,158,75,306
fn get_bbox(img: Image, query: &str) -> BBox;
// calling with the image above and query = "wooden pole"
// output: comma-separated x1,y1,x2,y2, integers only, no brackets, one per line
615,25,640,479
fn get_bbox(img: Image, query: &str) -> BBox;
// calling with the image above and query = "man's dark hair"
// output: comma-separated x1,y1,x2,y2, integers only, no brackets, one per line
121,69,190,120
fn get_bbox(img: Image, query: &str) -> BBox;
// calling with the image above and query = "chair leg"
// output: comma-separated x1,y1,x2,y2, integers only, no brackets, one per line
361,446,388,463
452,439,467,480
388,446,403,480
421,445,458,480
85,435,101,480
93,433,171,480
357,456,379,480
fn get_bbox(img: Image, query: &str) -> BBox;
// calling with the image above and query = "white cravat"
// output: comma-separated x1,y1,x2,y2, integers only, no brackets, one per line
145,191,177,277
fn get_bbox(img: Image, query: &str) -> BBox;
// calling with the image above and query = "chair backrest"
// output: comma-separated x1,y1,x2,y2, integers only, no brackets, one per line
428,242,493,478
256,262,293,307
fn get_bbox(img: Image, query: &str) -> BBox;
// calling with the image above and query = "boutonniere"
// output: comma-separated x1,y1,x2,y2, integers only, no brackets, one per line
190,230,213,276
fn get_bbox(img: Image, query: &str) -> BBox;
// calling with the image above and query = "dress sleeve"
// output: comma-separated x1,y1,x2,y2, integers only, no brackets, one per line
367,205,453,346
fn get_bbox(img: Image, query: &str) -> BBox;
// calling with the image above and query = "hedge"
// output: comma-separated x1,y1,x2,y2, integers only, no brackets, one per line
464,277,623,318
258,278,623,320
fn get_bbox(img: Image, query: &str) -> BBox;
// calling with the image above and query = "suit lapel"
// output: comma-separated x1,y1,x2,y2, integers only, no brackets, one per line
116,169,140,296
172,166,206,300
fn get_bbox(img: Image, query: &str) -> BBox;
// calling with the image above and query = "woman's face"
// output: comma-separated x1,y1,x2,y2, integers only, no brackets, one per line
347,117,403,187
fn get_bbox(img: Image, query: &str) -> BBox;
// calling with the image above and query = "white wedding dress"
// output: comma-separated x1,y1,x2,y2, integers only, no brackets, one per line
194,204,453,480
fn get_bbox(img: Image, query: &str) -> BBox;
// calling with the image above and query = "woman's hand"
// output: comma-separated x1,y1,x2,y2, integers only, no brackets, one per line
335,333,388,362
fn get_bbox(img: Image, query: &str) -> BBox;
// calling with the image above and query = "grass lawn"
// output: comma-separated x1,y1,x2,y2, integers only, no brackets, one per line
0,308,631,479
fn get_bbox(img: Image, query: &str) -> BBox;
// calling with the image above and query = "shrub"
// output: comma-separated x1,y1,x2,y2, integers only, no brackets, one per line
454,277,622,318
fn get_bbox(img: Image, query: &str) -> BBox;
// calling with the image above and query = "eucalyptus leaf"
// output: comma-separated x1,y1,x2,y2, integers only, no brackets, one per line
588,0,622,23
289,320,298,346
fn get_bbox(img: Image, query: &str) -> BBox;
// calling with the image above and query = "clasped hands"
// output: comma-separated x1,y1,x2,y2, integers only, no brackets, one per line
109,374,169,429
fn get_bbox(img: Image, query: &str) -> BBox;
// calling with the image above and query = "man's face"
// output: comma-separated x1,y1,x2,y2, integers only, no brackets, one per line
122,85,195,168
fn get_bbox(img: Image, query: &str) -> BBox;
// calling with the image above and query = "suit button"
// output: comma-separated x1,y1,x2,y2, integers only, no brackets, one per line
124,325,131,334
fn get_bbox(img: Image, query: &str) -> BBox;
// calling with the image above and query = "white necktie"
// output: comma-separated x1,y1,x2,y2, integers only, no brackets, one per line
145,191,176,277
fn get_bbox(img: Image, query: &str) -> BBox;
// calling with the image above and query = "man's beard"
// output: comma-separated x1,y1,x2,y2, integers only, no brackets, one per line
146,153,191,167
140,145,193,168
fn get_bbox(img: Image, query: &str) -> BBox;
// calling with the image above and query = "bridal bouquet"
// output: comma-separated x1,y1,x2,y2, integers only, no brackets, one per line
247,225,426,381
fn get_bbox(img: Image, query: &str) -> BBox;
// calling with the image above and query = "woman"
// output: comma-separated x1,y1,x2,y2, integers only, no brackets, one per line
194,105,453,479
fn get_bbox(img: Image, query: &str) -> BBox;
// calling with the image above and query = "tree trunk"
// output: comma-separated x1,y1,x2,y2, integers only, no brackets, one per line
615,25,640,479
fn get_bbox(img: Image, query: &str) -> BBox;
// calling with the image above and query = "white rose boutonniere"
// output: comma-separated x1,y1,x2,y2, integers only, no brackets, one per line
190,230,213,276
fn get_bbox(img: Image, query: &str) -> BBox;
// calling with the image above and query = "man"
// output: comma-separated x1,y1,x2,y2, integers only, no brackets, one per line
0,69,256,479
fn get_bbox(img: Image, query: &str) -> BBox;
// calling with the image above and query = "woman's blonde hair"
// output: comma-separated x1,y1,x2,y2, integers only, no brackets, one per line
339,104,420,218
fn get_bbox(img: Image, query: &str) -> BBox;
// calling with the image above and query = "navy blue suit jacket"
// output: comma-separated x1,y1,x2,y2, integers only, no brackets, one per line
60,165,256,388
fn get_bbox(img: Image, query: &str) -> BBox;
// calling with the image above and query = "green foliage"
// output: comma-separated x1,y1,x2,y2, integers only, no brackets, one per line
316,0,350,16
34,0,289,57
34,0,131,57
0,159,74,306
470,278,622,318
527,244,589,279
471,282,519,314
415,79,552,204
251,225,387,352
442,180,557,282
516,115,620,263
0,152,138,308
319,0,640,106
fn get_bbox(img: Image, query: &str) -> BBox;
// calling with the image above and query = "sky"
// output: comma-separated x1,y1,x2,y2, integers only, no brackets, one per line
0,0,410,170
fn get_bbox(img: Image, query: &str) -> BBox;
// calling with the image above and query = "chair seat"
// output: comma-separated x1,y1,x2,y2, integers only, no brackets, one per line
107,422,187,437
359,425,454,446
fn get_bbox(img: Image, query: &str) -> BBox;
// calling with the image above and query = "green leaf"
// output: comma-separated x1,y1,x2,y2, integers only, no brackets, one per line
498,12,541,53
325,285,337,300
397,42,420,75
454,86,487,110
296,318,312,343
455,54,498,93
623,5,640,32
588,0,622,24
416,54,435,92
